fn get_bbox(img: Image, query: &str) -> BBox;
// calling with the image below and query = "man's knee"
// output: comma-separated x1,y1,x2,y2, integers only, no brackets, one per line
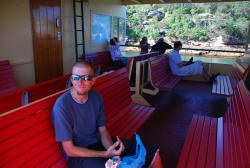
84,158,107,168
68,157,107,168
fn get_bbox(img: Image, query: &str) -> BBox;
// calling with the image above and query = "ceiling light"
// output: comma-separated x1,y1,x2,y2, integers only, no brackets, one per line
159,0,165,3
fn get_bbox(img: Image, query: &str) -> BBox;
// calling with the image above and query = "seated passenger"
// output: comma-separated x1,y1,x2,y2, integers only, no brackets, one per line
169,41,211,81
139,36,150,54
108,37,127,67
52,62,156,168
151,38,172,55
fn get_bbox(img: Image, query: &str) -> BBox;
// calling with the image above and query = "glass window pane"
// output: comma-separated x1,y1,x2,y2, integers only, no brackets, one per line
91,13,111,44
119,18,126,44
112,17,119,38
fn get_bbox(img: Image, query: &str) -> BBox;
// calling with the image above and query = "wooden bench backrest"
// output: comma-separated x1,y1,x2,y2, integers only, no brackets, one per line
0,74,70,114
94,68,132,122
27,74,70,102
0,88,27,114
148,55,170,83
0,69,131,167
223,80,250,167
0,60,17,95
230,62,248,84
129,52,156,85
0,89,68,168
95,68,155,139
85,51,113,68
0,68,156,167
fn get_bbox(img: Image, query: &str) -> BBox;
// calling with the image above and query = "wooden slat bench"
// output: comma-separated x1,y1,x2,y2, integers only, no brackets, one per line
177,115,219,168
0,74,70,114
144,55,181,94
0,60,17,95
0,88,27,114
27,74,71,103
230,62,248,85
212,75,233,96
0,90,68,168
149,149,164,168
85,51,125,74
128,51,159,91
178,80,250,168
95,68,155,139
212,62,249,96
0,68,160,168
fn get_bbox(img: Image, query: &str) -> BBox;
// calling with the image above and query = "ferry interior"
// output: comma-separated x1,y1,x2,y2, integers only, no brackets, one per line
0,0,250,168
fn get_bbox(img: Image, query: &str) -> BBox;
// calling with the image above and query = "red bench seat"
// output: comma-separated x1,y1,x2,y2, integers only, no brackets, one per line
0,74,70,114
0,60,17,95
0,68,160,168
94,68,155,139
0,88,27,114
212,62,249,96
212,75,233,96
229,62,248,87
177,115,219,168
85,51,124,74
147,55,181,91
0,90,67,168
178,80,250,167
223,80,250,167
27,74,71,103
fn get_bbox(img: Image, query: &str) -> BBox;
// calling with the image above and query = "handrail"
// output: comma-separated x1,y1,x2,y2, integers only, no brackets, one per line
120,44,245,54
182,47,245,54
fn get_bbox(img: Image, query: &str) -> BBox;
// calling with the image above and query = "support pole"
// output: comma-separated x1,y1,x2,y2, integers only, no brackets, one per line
245,22,250,51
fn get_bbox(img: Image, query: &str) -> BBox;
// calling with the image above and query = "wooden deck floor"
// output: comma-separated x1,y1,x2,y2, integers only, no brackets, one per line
137,80,228,168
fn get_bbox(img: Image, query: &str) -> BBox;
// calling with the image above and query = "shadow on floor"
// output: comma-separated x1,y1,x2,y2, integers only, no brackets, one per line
137,80,228,168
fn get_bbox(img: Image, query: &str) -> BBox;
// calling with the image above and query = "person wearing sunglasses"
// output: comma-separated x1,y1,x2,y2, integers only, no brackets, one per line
52,61,125,168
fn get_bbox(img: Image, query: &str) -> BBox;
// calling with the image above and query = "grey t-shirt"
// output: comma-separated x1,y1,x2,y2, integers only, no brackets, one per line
52,89,105,147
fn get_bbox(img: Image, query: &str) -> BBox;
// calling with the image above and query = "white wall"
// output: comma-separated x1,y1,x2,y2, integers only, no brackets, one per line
61,0,76,75
0,0,35,88
62,0,126,74
84,0,126,53
0,0,126,88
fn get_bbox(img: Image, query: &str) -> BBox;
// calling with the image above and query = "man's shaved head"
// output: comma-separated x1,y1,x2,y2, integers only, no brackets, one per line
72,61,94,75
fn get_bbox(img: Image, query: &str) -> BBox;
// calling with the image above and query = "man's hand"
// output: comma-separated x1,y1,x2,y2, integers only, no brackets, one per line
105,137,125,158
178,61,188,67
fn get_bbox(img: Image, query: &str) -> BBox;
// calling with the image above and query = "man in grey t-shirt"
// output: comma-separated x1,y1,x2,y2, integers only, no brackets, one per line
52,61,124,167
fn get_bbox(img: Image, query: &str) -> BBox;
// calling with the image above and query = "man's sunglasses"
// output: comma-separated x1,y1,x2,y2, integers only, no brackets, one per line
71,74,94,81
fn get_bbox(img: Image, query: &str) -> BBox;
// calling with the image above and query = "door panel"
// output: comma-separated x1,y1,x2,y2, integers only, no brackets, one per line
31,0,63,83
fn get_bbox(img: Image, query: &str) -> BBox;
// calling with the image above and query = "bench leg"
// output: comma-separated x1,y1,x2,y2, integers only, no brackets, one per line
131,94,151,106
131,61,151,106
226,96,231,103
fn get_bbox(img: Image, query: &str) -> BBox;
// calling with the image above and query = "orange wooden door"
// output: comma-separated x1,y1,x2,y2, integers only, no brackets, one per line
31,0,63,83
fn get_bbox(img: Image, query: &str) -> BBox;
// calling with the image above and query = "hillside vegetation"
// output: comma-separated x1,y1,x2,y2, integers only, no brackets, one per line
126,2,250,45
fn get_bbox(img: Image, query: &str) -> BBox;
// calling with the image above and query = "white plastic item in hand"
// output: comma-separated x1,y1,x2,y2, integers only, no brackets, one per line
105,157,121,168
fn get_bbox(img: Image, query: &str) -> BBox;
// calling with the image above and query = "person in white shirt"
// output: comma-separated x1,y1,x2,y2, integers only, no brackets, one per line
169,41,210,81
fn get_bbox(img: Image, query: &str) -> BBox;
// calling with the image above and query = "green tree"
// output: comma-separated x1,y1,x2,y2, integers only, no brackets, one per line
126,2,250,43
